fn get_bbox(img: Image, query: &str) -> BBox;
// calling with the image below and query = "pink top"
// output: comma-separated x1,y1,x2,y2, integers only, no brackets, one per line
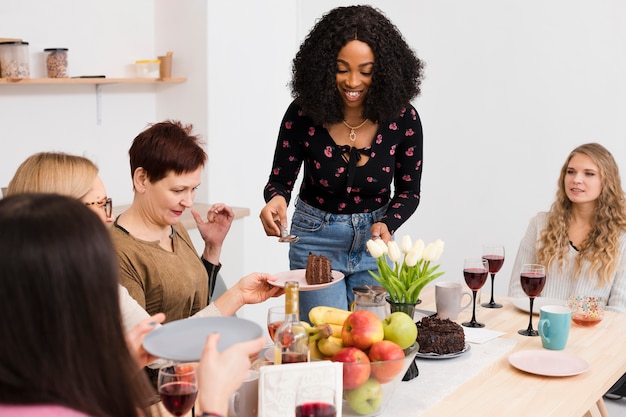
0,404,91,417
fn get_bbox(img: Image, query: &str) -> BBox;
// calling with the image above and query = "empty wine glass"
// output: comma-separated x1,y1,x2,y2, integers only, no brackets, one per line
462,258,489,328
517,264,546,336
158,363,198,416
481,245,505,309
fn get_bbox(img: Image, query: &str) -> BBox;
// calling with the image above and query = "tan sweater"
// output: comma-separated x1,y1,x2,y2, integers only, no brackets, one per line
111,222,220,323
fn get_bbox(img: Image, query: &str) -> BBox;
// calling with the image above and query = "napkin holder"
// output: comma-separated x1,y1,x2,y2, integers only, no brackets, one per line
258,360,342,417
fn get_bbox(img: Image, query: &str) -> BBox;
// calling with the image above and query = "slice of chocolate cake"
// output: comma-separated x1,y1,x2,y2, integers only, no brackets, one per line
416,316,465,354
305,253,333,285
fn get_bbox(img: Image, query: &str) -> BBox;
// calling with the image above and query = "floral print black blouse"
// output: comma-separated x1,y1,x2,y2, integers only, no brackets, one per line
264,100,423,235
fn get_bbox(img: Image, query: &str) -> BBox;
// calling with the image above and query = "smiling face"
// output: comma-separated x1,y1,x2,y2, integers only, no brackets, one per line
336,40,375,113
141,167,202,226
564,153,603,205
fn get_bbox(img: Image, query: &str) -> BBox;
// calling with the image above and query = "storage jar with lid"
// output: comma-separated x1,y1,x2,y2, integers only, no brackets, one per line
135,59,160,78
0,41,30,78
44,48,69,78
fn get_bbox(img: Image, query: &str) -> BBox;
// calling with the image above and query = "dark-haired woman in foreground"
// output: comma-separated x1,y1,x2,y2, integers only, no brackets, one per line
260,5,425,318
0,193,265,417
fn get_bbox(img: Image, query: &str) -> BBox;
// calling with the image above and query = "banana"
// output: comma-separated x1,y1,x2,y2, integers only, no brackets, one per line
328,323,343,338
309,306,351,326
317,336,344,357
309,339,326,360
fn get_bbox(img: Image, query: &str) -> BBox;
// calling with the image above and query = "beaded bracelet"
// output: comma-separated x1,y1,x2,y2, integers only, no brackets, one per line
199,412,224,417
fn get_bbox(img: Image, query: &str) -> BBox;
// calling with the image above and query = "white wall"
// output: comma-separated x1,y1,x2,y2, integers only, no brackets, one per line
1,1,625,327
207,0,626,305
0,0,161,206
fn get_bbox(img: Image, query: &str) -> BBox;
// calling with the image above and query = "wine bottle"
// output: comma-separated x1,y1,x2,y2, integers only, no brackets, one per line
274,281,311,364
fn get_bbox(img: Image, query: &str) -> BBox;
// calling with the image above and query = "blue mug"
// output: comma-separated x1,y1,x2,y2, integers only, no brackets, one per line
538,305,571,350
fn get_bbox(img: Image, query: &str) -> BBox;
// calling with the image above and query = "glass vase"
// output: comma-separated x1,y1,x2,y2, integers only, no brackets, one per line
386,296,420,318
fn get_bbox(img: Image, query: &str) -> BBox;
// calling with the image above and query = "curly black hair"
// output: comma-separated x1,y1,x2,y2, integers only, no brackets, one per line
291,5,425,125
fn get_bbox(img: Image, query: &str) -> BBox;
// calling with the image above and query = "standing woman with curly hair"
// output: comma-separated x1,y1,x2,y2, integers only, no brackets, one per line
508,143,626,313
260,5,425,317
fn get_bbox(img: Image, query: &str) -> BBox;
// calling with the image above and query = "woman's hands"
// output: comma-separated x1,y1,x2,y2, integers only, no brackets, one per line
370,221,392,243
192,203,235,265
236,272,284,304
259,196,288,237
214,272,284,316
197,333,267,416
125,312,165,368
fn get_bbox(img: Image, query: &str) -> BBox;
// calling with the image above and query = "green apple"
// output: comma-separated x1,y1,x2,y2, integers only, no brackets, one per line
382,312,417,349
345,378,383,415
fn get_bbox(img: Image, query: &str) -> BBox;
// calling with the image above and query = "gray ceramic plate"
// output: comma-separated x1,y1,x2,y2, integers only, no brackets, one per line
414,343,471,360
143,316,263,362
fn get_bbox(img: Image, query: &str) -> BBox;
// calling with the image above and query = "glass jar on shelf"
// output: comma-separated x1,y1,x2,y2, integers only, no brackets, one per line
0,41,30,78
44,48,69,78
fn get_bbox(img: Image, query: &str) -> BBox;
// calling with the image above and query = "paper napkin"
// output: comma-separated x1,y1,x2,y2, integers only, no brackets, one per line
258,360,343,417
463,327,504,344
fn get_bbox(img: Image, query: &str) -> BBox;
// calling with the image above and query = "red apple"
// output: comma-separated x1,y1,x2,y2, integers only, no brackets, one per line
332,347,371,389
341,310,384,350
368,340,406,383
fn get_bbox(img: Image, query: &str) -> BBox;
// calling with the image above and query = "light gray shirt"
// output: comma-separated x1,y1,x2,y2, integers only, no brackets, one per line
508,212,626,313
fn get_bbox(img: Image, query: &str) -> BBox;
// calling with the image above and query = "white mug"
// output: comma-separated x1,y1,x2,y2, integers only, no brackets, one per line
228,370,259,417
436,282,472,320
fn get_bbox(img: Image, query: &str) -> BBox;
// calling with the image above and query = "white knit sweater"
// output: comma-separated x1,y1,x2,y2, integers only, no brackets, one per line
508,212,626,313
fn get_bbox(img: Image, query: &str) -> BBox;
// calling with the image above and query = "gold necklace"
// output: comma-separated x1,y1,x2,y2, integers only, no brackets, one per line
342,119,369,142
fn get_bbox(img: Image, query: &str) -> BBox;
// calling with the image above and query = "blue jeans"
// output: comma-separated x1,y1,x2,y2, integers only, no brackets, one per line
289,198,387,322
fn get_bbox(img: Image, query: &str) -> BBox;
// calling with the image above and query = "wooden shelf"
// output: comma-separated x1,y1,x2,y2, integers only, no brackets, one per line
0,77,186,85
0,77,187,124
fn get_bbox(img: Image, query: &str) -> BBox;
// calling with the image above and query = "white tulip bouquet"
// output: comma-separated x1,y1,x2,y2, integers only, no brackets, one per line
367,235,445,304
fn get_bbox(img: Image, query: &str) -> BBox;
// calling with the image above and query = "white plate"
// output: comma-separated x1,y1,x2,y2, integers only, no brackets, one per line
143,317,263,362
512,297,567,315
415,343,471,360
270,269,345,291
508,350,589,377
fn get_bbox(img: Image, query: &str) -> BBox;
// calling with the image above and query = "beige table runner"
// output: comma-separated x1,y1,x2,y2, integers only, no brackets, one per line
384,337,518,416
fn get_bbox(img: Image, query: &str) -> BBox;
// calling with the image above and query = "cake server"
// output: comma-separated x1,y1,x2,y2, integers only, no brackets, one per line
275,219,300,243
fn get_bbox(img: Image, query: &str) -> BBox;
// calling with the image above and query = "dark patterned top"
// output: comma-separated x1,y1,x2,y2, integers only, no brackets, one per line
264,100,423,234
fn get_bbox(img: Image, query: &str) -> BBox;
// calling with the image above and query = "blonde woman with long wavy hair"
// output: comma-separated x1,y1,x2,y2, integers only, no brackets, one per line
508,143,626,313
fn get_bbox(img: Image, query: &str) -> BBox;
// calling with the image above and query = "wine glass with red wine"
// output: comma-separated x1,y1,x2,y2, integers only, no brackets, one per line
517,264,546,336
158,363,198,416
295,386,336,417
481,245,505,309
462,258,489,328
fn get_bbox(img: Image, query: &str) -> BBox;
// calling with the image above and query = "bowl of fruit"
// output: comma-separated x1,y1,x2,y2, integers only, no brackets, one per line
309,307,419,416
